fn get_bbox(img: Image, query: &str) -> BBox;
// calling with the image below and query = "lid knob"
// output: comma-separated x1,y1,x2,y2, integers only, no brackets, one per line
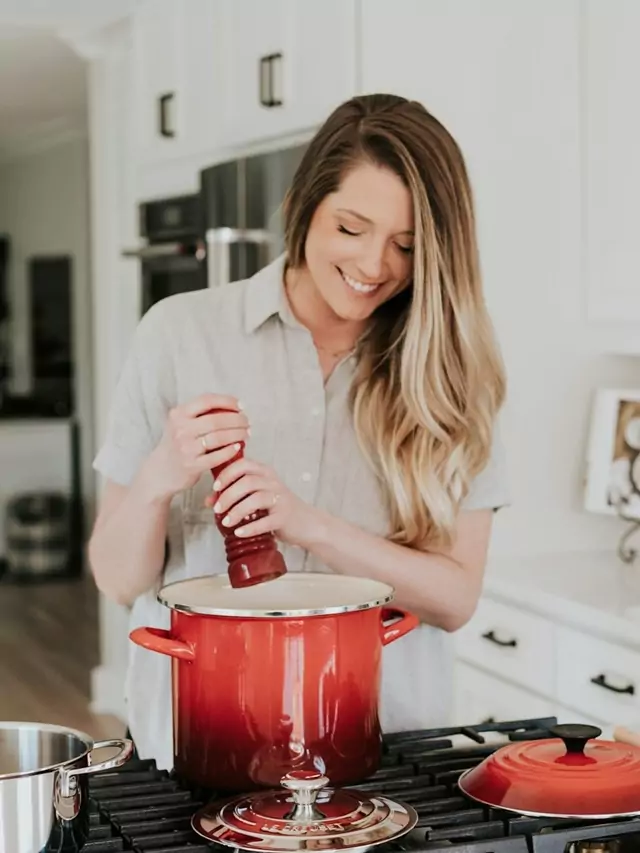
281,770,329,822
549,723,602,754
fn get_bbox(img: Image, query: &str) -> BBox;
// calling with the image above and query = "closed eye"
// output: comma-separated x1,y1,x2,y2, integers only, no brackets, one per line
397,244,413,255
338,224,360,237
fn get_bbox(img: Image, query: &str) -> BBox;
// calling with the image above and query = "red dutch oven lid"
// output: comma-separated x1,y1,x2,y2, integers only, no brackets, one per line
458,724,640,819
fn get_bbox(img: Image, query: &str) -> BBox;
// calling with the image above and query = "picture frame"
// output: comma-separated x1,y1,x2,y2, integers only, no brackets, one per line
584,388,640,520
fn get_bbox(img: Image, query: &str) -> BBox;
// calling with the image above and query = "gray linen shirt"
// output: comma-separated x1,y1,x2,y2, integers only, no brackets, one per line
94,254,509,770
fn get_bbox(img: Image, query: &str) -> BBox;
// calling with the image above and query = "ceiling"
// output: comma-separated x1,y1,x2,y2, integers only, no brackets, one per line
0,1,138,162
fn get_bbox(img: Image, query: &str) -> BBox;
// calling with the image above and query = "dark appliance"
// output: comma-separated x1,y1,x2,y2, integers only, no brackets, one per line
122,193,206,316
199,144,306,289
82,716,640,853
0,235,9,403
28,255,73,416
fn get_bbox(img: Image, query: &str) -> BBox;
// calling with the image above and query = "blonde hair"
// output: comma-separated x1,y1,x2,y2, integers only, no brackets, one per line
284,94,506,549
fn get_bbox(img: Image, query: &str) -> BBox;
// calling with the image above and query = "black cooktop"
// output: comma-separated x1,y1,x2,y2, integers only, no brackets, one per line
83,716,640,853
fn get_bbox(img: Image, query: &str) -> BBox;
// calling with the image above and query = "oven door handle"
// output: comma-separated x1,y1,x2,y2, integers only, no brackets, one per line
122,242,205,260
205,227,274,289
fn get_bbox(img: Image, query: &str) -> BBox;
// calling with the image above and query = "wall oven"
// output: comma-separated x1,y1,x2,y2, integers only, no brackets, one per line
123,193,206,316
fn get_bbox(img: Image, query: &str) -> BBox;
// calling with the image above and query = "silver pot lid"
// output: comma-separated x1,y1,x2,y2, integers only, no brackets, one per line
191,770,418,852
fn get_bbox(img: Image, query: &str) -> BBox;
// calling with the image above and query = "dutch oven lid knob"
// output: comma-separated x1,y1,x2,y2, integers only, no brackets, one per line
280,770,330,822
549,723,603,754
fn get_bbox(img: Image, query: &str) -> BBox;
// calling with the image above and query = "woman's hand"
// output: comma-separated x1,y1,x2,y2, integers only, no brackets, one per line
206,457,320,546
144,393,249,503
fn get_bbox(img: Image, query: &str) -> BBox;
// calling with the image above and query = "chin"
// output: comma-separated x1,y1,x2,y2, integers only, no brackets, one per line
324,293,379,322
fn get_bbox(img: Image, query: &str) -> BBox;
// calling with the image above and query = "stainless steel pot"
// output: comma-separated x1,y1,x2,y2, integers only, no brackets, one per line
0,721,133,853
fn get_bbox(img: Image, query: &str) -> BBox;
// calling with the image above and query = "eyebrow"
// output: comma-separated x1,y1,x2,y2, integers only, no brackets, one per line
336,207,414,236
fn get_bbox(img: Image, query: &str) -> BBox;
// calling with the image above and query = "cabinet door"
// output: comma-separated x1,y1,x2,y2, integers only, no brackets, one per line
453,663,554,727
584,0,640,322
132,0,184,163
179,0,221,159
218,0,357,149
360,0,581,353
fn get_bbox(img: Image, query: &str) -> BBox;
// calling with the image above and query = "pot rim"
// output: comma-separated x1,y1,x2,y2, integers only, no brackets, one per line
0,721,93,782
157,574,395,618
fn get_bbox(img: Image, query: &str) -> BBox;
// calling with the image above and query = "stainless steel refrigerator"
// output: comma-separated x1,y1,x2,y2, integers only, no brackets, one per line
199,144,307,289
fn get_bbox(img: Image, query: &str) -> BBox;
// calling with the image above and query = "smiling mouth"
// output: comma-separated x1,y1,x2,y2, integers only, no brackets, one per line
337,267,383,295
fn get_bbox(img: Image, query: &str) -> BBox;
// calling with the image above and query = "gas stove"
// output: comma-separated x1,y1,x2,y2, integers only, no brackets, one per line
83,716,640,853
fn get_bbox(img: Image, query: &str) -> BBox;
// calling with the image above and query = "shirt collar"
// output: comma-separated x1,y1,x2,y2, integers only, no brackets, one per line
243,253,299,333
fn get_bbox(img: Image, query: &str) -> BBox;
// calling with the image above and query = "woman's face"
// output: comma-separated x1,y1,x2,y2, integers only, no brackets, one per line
303,161,415,323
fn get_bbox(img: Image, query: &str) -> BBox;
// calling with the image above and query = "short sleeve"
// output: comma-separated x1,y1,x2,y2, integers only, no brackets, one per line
93,301,176,487
461,420,510,512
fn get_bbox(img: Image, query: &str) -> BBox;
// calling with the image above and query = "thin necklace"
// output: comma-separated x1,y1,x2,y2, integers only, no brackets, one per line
314,340,355,359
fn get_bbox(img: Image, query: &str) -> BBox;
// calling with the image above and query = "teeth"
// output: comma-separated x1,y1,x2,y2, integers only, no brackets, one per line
341,271,380,294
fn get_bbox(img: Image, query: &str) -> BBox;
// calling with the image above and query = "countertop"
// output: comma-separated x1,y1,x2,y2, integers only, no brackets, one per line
484,549,640,648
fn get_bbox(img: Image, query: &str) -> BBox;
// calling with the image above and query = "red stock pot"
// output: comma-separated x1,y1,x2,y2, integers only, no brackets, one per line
130,573,418,792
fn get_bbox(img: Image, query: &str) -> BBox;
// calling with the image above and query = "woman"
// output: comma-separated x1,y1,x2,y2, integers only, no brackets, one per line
89,93,508,770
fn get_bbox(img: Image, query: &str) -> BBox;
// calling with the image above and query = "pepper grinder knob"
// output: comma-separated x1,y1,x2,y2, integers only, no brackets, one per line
281,771,329,822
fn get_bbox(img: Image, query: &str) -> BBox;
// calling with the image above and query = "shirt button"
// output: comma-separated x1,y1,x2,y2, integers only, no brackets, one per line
301,472,312,482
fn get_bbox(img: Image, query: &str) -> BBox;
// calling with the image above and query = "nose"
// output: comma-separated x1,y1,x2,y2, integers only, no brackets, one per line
355,243,387,283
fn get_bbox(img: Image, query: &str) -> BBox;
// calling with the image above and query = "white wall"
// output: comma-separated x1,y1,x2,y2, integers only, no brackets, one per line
361,0,640,561
478,5,640,560
0,136,95,527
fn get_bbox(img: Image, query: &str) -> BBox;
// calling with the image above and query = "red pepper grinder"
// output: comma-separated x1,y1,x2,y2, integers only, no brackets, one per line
208,411,287,589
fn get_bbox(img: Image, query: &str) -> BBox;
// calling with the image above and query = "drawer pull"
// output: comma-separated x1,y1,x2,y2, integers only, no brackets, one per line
590,673,635,696
481,629,518,648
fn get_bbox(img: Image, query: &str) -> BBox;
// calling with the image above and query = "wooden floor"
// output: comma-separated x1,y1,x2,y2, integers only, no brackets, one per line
0,573,125,741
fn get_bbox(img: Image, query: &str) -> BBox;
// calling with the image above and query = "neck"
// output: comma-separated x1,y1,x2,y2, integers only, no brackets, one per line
285,264,365,353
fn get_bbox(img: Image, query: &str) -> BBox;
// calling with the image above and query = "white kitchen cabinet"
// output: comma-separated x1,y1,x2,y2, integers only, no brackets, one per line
584,0,640,323
455,597,556,698
132,0,220,169
453,663,555,727
132,0,182,163
556,625,640,728
360,0,582,342
454,550,640,733
216,0,357,149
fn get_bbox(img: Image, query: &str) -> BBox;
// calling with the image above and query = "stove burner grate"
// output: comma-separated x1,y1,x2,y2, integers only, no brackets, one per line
78,717,640,853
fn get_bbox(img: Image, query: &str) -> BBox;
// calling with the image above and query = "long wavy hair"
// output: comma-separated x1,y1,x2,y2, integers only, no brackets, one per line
283,94,506,549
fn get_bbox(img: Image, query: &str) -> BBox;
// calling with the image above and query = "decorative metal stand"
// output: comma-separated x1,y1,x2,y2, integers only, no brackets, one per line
617,515,640,564
614,493,640,564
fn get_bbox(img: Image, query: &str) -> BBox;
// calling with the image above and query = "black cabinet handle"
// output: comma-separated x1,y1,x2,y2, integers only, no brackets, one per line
258,53,283,108
481,630,518,648
259,56,270,106
590,673,635,695
158,92,175,138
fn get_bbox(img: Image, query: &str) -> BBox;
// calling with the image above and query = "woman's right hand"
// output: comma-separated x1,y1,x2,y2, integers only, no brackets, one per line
143,393,249,503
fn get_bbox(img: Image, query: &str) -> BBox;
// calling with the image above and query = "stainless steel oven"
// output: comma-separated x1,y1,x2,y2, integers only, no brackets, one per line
122,193,206,316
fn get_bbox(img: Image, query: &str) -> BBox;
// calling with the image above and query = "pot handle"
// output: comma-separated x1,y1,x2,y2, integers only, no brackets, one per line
380,607,420,645
58,738,134,799
129,626,196,661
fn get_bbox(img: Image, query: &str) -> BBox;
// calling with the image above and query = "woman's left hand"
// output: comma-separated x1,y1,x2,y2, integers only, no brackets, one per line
205,456,320,546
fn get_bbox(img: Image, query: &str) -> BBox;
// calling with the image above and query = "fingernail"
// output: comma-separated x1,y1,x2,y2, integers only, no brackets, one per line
233,443,241,451
235,526,246,537
237,400,243,411
213,501,222,513
222,515,232,527
246,428,251,437
213,479,222,490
